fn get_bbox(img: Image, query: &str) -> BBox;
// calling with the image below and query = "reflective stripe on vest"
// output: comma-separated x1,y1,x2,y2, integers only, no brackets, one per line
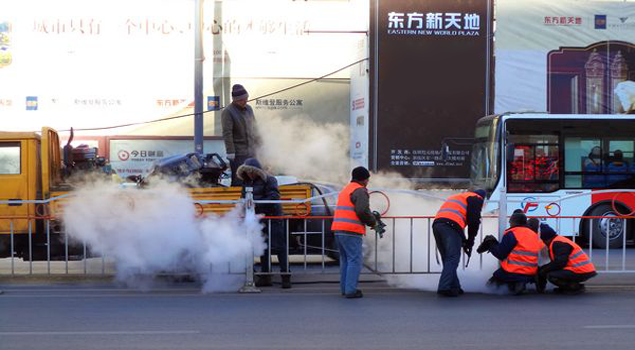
331,182,366,235
434,192,482,229
549,236,596,274
501,226,543,275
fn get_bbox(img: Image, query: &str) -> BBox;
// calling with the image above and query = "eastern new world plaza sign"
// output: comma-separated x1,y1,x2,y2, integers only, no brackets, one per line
370,0,492,181
386,11,481,36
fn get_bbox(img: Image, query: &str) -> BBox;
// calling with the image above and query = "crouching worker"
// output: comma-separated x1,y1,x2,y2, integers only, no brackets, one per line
332,166,377,299
237,158,290,289
537,224,597,294
477,212,543,295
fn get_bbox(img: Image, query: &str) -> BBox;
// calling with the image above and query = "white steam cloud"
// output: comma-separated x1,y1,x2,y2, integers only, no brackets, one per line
257,113,504,294
61,111,505,294
257,114,351,184
63,180,265,292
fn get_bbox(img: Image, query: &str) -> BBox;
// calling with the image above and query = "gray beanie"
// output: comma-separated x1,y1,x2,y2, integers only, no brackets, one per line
231,84,249,101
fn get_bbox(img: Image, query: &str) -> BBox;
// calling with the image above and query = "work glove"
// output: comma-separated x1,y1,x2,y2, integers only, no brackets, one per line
463,237,475,257
476,235,498,254
226,153,235,161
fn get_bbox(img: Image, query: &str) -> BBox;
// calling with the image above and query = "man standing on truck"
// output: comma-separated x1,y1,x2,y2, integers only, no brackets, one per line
537,224,597,294
221,84,261,186
432,189,485,297
332,166,377,299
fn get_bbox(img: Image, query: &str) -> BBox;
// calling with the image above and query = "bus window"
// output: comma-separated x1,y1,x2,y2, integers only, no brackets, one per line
0,142,20,175
565,138,635,189
565,138,604,188
607,141,634,187
507,143,559,193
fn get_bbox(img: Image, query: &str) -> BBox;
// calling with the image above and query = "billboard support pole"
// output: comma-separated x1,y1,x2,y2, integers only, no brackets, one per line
194,0,204,153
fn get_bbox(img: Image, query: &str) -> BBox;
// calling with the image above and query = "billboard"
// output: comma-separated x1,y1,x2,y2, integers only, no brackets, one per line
370,0,493,182
495,0,635,114
109,138,225,177
0,0,365,135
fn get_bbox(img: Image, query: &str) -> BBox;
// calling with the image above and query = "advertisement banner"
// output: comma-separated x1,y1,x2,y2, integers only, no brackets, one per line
370,0,492,181
109,139,225,177
495,0,635,114
350,38,369,168
0,0,365,134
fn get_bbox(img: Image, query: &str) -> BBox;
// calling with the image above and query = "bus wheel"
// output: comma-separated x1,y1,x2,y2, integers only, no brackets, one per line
588,205,626,249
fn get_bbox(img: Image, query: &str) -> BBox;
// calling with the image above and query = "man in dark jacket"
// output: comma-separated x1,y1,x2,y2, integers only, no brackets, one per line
477,211,543,295
432,189,485,297
222,84,261,186
331,166,377,299
537,224,597,294
237,158,290,289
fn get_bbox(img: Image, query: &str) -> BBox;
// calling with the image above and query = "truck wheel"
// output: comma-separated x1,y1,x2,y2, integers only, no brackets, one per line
588,204,626,249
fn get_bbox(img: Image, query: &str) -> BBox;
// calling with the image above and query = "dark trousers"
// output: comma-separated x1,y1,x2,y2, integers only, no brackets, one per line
539,270,597,291
490,268,535,285
259,219,289,273
433,222,463,292
229,155,251,187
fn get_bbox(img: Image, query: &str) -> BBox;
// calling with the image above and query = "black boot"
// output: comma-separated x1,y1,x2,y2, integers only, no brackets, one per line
281,274,291,289
255,275,272,287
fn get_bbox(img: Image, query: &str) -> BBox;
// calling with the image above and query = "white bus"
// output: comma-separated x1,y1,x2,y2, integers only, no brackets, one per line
471,113,635,248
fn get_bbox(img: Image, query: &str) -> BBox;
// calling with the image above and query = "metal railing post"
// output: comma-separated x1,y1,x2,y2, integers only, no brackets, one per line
239,187,260,293
410,218,414,273
46,220,51,274
622,218,626,271
286,218,290,274
10,221,14,276
391,218,395,273
605,217,609,271
28,220,32,275
426,218,430,273
304,219,308,270
268,219,272,273
321,219,325,272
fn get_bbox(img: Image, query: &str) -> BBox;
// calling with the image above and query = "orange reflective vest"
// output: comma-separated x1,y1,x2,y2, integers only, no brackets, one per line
501,226,543,275
434,192,483,229
331,182,366,235
549,236,596,274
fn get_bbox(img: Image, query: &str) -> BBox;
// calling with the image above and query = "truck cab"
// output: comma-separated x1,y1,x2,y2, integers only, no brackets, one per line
0,127,63,257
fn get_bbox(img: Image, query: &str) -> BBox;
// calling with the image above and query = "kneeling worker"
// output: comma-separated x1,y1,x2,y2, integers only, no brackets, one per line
537,224,597,294
477,212,543,295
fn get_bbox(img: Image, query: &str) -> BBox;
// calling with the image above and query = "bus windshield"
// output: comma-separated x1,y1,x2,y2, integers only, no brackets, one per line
470,116,500,193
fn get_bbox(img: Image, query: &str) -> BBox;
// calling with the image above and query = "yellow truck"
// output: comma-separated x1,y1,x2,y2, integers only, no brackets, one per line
0,127,335,260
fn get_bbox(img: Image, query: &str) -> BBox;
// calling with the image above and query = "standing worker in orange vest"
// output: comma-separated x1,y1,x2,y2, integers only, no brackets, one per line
537,224,597,294
477,211,543,295
332,166,378,299
433,189,485,297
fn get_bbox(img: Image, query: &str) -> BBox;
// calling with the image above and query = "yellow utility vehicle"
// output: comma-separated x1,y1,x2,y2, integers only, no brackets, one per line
0,128,333,260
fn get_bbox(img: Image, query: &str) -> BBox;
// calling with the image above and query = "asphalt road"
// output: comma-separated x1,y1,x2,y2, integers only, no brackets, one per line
1,281,635,350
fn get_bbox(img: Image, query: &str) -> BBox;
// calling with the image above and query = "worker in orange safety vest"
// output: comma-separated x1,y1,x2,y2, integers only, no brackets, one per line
432,189,485,297
477,211,544,295
331,166,377,299
537,224,597,294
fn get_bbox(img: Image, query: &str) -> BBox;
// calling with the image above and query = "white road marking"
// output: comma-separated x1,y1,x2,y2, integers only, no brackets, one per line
0,330,200,336
584,325,635,329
